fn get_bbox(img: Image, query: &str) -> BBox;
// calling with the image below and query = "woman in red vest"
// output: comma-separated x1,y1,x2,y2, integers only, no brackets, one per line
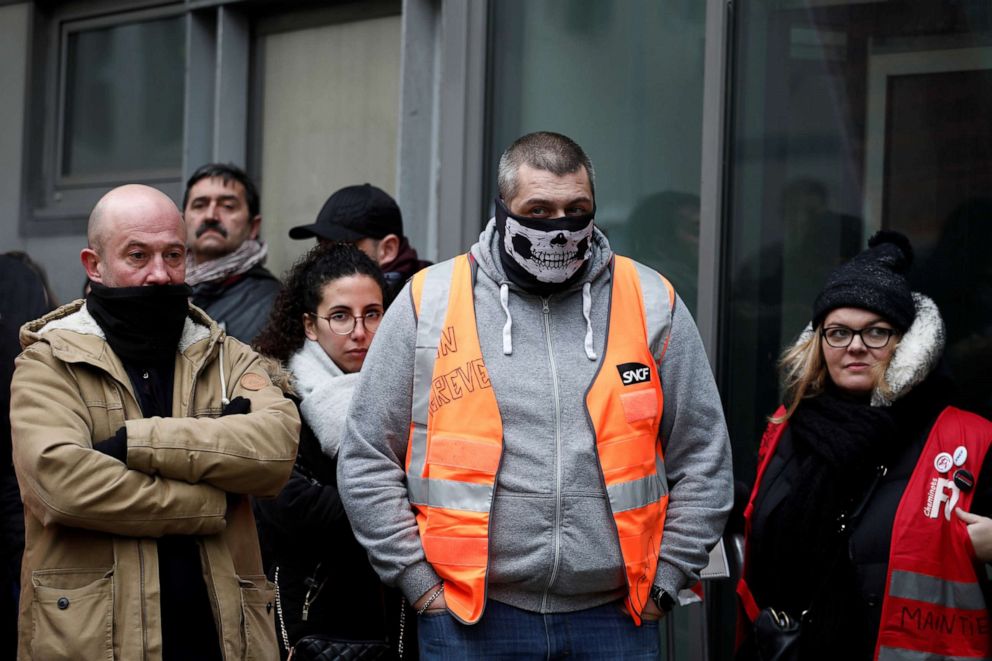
737,232,992,661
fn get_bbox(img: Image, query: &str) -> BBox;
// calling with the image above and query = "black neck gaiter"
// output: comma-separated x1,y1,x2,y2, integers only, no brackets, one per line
86,283,193,364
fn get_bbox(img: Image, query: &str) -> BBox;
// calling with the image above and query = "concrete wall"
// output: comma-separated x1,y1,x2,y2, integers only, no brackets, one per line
258,14,401,279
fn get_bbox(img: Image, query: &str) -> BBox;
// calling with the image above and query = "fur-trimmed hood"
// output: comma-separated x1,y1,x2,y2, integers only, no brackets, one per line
791,293,946,407
18,299,239,403
21,298,216,355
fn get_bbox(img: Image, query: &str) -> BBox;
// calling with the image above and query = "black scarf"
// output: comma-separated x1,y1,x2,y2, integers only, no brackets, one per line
86,283,192,365
780,389,899,565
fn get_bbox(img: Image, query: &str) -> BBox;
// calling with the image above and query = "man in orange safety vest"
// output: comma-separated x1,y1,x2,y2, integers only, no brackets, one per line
339,131,732,658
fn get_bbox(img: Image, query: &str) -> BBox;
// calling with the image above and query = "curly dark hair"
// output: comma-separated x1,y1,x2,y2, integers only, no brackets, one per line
254,243,388,362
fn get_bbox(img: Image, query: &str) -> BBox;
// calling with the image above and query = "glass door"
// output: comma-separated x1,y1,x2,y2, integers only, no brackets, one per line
723,1,992,487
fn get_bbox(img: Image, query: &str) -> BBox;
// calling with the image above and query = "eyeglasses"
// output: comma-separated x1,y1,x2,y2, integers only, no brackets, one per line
821,325,897,349
310,309,383,335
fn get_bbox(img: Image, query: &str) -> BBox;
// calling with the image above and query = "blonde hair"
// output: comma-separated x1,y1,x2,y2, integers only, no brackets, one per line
772,329,826,423
772,325,900,423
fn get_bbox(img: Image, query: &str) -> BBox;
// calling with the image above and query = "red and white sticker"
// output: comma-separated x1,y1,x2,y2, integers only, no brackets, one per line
933,452,953,474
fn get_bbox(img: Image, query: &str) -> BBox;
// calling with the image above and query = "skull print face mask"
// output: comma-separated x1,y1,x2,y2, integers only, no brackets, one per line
494,197,594,291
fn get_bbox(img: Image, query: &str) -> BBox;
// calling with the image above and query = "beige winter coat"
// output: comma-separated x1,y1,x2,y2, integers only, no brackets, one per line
10,301,300,660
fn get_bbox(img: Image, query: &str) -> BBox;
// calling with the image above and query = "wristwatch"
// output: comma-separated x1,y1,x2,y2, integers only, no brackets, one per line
649,585,676,613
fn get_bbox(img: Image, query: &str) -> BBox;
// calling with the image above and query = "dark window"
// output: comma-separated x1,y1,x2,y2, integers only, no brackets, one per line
61,16,185,181
723,1,992,485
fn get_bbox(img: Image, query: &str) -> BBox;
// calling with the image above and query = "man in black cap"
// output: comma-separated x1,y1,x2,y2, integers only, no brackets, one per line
289,184,431,298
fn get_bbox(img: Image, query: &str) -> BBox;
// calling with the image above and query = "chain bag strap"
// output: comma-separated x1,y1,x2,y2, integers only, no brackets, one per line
272,564,397,661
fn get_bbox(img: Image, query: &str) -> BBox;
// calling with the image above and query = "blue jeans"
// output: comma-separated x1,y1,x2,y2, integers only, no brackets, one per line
417,599,660,659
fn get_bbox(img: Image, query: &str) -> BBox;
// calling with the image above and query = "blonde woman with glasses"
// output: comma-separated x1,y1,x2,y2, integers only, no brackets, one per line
736,232,992,661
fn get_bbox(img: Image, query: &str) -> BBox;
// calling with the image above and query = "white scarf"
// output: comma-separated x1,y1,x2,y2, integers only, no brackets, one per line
287,339,360,459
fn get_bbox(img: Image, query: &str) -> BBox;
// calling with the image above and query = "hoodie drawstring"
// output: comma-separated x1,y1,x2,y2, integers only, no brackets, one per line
582,282,597,361
498,281,597,361
500,283,513,356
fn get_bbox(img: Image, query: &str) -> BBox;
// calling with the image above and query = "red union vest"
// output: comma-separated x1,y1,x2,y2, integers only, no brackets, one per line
874,407,992,661
406,253,675,625
737,405,992,659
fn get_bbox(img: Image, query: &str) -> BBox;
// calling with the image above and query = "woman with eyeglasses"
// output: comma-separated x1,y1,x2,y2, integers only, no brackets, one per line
253,243,413,659
736,232,992,661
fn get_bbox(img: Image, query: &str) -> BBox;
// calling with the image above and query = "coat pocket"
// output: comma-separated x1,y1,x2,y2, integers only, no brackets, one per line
31,568,113,661
238,574,278,661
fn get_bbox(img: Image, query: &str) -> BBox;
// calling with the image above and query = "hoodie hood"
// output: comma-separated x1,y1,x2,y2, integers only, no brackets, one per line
470,218,613,360
19,298,237,405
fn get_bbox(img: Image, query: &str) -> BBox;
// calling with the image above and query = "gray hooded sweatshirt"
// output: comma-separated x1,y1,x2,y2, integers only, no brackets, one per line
338,220,732,615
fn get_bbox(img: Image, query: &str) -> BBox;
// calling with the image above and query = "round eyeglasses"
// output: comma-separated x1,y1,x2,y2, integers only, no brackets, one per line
821,325,896,349
310,309,383,335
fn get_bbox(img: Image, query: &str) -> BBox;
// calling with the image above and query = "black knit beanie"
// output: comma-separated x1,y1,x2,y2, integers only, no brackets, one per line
811,230,915,332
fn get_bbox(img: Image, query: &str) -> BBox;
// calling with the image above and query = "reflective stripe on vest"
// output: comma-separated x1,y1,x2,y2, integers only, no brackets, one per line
407,253,674,624
888,570,987,611
878,649,990,661
874,407,992,661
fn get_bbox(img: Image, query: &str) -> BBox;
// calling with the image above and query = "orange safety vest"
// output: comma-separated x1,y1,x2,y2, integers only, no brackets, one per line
406,253,675,625
737,406,992,660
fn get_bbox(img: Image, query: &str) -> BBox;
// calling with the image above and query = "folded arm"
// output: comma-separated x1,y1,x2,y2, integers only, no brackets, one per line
125,339,300,498
11,346,228,538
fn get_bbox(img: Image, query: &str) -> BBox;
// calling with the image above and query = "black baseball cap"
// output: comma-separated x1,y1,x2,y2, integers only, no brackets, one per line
289,183,403,242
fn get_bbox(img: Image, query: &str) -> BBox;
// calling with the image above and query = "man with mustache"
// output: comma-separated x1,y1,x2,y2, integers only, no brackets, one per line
183,163,281,343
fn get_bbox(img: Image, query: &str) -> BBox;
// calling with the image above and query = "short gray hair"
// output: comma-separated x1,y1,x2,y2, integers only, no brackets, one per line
497,131,595,202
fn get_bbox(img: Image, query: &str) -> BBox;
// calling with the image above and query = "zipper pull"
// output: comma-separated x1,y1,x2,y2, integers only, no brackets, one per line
301,582,317,621
542,297,550,314
301,575,319,621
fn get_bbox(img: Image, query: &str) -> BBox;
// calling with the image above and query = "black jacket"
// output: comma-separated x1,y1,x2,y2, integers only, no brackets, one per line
191,264,280,344
0,254,50,659
254,404,414,658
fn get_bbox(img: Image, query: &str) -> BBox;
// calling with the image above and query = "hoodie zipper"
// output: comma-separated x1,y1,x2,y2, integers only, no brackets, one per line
540,296,564,611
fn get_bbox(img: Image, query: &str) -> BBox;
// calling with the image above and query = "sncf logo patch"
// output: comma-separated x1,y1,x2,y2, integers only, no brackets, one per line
617,362,652,386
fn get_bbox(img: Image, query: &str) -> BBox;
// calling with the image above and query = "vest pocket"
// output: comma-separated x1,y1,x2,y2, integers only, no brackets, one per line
619,389,659,424
238,574,277,661
31,568,113,660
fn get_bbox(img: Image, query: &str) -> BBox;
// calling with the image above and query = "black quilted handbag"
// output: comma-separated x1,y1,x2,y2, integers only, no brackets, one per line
290,635,392,661
752,608,801,661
